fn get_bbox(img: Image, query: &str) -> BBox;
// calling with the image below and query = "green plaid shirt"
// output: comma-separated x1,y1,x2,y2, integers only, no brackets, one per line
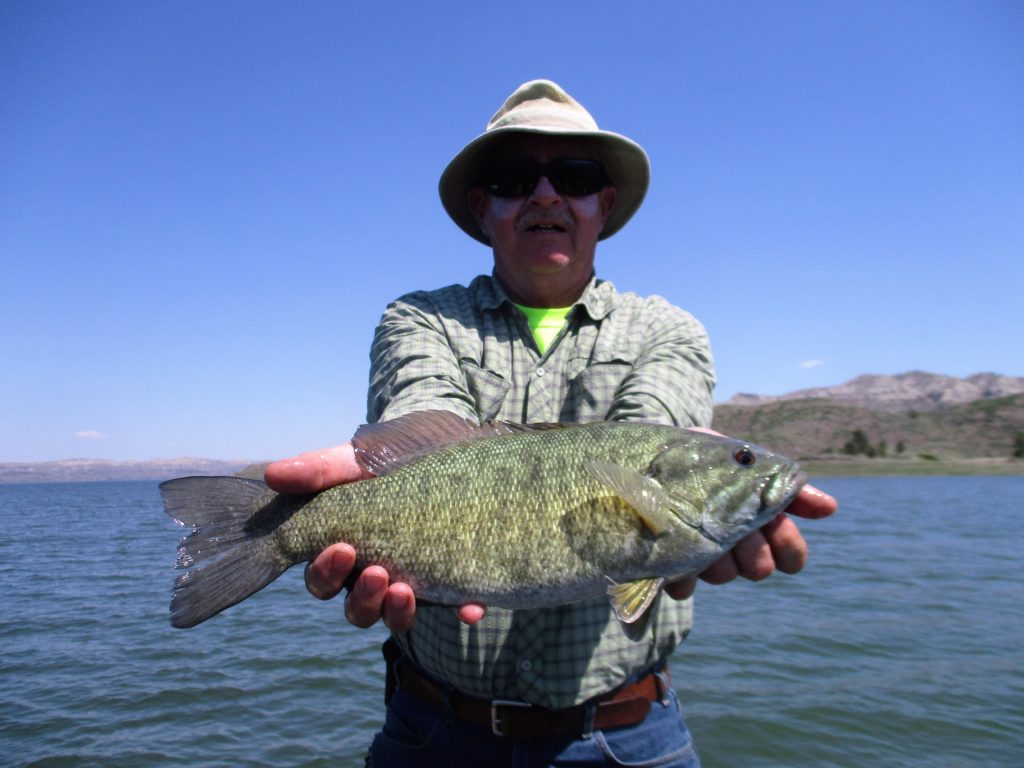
366,273,715,708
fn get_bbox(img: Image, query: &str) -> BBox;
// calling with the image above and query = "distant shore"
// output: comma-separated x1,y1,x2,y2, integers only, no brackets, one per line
802,456,1024,477
0,458,252,484
2,456,1020,483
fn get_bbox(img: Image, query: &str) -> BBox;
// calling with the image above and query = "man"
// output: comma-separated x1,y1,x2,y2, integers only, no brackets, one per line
266,80,836,767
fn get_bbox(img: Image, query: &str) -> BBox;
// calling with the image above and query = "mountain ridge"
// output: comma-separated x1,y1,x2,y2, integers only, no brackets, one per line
724,371,1024,412
713,375,1024,467
5,372,1022,482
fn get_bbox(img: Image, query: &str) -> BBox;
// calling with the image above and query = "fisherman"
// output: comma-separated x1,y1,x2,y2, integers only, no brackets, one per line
266,80,836,767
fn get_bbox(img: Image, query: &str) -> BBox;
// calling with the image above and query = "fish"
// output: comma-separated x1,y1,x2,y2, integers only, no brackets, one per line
161,409,806,629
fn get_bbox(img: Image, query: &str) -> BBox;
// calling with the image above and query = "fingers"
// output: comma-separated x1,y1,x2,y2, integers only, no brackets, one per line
685,426,722,436
264,442,367,494
456,604,487,624
664,575,698,601
699,530,772,584
699,481,834,587
305,544,417,631
343,567,420,632
305,543,357,600
787,483,837,519
305,543,483,631
344,566,390,628
700,550,740,585
760,513,808,574
380,583,417,633
731,528,777,579
344,572,481,630
699,512,812,587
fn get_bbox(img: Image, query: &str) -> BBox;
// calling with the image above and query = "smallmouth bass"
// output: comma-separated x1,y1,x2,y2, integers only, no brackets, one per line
161,410,806,629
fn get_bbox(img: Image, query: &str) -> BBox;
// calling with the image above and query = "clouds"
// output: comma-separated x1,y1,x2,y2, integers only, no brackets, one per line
799,359,825,369
75,430,106,440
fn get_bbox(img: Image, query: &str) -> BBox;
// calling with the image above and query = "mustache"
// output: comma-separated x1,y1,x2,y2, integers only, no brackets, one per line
516,208,574,231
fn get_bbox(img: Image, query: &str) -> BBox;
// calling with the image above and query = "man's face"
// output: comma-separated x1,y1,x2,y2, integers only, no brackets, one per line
467,136,617,307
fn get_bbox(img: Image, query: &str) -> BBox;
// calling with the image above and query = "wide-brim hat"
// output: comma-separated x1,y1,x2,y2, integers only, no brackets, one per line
439,79,650,245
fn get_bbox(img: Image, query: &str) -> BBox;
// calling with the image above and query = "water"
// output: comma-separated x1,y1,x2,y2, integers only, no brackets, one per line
0,477,1020,767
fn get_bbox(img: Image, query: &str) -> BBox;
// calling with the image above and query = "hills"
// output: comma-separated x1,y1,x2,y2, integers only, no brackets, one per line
3,372,1021,482
713,371,1024,475
724,371,1024,411
0,458,251,484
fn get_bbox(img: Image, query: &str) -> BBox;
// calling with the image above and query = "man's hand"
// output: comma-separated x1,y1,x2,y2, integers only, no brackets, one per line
265,443,486,631
664,483,837,601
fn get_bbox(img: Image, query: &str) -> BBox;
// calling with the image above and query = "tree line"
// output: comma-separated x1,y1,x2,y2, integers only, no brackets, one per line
842,429,1024,460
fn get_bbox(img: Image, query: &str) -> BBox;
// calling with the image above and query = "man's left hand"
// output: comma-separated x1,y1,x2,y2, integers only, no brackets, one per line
664,483,837,601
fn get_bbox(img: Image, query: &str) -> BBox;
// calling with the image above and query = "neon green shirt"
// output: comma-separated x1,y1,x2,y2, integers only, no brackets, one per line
513,303,572,354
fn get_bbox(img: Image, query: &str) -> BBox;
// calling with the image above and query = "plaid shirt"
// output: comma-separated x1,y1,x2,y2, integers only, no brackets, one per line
366,273,715,708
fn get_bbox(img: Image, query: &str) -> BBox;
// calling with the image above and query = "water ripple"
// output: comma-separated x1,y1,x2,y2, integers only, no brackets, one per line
2,478,1022,767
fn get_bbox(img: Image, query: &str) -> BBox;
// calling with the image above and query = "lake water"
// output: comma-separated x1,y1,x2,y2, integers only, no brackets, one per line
1,476,1021,767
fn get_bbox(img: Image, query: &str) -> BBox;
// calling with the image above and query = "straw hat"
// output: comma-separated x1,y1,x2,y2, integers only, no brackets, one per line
439,80,650,245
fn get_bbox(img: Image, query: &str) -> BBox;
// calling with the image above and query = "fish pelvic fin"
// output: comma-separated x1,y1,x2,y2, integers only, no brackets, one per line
607,576,665,625
160,476,293,629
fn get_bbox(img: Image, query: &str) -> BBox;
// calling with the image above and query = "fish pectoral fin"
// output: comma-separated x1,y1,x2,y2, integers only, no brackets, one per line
584,461,673,536
606,576,665,624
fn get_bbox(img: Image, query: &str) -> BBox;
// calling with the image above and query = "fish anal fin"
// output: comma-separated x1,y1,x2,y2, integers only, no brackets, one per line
607,576,665,624
584,461,674,536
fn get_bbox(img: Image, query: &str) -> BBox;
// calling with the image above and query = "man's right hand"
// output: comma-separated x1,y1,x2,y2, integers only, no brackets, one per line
264,442,485,631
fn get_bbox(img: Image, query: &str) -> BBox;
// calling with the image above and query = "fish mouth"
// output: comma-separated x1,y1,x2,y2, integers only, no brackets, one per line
763,464,807,511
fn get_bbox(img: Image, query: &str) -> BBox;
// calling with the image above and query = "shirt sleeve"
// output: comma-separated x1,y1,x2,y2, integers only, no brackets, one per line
604,297,716,428
366,292,481,424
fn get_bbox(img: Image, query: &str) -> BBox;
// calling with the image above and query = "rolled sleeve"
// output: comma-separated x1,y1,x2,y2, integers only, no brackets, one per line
605,298,715,428
367,293,480,424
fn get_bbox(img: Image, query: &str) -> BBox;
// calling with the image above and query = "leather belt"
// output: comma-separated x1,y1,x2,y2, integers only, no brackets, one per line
395,662,670,740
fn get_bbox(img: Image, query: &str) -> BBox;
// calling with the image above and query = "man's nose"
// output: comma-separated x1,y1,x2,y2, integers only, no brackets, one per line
528,175,561,204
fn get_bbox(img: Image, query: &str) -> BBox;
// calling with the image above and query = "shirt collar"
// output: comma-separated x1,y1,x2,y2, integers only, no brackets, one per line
473,272,617,320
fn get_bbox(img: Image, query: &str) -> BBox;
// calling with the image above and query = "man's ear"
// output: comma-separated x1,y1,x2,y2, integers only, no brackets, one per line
467,187,489,237
599,185,617,223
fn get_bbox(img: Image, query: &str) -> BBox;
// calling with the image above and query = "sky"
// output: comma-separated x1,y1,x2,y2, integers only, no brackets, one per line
2,1,1022,462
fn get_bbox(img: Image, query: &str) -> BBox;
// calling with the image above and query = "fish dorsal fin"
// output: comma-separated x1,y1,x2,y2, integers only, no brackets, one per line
606,576,665,624
584,461,675,536
353,409,567,476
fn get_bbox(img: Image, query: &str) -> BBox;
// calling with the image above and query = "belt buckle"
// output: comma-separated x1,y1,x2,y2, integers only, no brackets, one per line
491,699,531,737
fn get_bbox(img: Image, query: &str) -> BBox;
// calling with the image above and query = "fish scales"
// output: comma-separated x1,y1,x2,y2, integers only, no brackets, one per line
278,423,672,601
161,410,806,628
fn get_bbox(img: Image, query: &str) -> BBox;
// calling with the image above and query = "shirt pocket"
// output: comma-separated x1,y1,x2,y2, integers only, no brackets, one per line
566,355,635,422
459,361,511,421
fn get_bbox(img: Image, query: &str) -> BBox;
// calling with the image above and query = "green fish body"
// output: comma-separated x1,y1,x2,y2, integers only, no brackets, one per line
162,410,805,629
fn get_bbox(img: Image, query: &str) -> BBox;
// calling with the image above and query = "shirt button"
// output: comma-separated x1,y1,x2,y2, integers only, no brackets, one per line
520,659,533,671
535,367,545,377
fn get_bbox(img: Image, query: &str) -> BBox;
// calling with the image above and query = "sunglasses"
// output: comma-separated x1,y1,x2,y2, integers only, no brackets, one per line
481,158,609,198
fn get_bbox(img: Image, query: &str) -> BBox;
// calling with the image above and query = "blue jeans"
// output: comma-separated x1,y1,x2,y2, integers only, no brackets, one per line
365,682,701,767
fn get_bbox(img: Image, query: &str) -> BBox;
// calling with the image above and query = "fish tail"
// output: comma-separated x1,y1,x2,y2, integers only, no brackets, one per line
160,476,292,629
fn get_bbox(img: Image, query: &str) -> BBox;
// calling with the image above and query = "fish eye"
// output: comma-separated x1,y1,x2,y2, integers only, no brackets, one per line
733,446,756,467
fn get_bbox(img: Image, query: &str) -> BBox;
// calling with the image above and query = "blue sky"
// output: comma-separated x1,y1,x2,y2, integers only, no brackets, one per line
2,1,1021,462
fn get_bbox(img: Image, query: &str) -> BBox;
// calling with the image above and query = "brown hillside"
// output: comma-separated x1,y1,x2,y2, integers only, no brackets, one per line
712,394,1024,462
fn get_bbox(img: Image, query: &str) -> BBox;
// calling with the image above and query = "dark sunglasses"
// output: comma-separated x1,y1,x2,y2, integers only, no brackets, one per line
481,158,609,198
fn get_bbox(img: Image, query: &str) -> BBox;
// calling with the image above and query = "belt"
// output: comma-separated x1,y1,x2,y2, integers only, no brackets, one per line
395,662,670,740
